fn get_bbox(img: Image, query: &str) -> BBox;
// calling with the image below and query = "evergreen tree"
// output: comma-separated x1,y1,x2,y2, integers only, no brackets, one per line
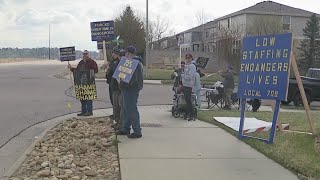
114,6,146,63
298,13,320,73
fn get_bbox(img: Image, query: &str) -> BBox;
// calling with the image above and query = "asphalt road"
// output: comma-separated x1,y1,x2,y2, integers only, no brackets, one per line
0,61,172,149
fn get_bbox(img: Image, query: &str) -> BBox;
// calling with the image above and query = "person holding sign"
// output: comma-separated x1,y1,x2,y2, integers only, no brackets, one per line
68,50,98,116
218,65,235,110
181,53,197,121
116,46,144,138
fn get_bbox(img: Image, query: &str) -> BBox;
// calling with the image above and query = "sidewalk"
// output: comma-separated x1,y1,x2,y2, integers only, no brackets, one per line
117,105,298,180
0,105,298,180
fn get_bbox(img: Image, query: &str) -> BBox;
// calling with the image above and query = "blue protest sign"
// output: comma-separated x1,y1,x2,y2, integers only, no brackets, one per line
59,46,76,61
113,57,139,83
237,33,292,101
90,21,114,41
97,41,111,49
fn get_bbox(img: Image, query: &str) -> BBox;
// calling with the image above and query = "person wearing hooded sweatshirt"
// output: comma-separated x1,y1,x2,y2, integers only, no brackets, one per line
116,46,144,138
181,53,197,121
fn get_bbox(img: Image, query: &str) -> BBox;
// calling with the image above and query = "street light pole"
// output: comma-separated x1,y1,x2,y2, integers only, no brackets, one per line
145,0,149,75
49,24,51,60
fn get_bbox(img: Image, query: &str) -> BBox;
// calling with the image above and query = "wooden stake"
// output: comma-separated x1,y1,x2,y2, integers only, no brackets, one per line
291,52,316,135
103,40,108,72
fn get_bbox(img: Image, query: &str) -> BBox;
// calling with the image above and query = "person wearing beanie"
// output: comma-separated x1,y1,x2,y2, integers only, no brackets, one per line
116,46,144,138
109,46,123,130
105,46,121,119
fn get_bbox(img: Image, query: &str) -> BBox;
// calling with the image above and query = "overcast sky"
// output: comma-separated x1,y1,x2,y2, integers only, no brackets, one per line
0,0,319,51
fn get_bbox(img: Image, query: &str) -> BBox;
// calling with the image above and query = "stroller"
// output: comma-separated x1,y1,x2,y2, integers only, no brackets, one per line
171,87,198,120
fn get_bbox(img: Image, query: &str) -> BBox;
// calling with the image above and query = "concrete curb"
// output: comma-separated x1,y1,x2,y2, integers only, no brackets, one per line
3,110,112,179
3,121,60,179
96,78,163,85
52,74,164,85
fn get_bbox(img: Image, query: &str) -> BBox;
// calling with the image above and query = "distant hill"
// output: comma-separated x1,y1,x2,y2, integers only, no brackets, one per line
0,47,99,60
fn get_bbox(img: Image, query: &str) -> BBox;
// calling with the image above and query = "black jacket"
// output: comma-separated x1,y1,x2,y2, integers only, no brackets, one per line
106,59,118,84
110,58,121,91
221,71,234,89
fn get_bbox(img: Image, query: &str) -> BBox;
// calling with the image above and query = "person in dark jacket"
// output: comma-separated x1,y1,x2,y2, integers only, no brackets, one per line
116,46,144,138
109,46,123,129
106,59,114,106
68,50,98,116
171,61,185,91
105,48,126,120
218,65,235,110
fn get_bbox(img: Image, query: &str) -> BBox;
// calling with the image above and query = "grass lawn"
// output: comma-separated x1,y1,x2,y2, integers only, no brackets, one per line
161,73,226,85
281,104,320,111
198,110,320,179
95,68,173,80
96,68,239,86
144,69,173,80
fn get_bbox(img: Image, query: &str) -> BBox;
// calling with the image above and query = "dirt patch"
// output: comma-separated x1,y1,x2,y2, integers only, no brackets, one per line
10,117,120,180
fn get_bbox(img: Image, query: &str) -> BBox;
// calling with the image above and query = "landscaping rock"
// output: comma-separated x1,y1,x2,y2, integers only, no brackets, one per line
10,117,120,179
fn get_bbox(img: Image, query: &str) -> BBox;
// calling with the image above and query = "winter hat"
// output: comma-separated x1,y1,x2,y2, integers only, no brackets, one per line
112,46,121,54
126,46,136,54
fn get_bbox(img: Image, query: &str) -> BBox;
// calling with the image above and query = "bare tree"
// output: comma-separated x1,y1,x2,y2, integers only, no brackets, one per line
195,9,207,26
154,16,169,46
247,15,283,36
146,15,172,49
147,22,155,49
215,24,245,70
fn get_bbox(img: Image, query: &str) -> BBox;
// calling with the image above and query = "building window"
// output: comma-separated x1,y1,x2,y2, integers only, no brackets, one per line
205,31,209,38
218,21,221,30
228,18,231,28
282,16,291,31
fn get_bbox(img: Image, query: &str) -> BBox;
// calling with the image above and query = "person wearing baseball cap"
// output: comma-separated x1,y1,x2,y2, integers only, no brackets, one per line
116,45,144,138
68,50,98,116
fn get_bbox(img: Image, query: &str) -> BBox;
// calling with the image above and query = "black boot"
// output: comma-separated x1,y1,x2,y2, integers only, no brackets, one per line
83,112,93,116
77,112,85,116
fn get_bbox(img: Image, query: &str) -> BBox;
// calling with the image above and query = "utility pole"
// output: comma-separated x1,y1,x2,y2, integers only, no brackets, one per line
145,0,149,75
49,24,51,60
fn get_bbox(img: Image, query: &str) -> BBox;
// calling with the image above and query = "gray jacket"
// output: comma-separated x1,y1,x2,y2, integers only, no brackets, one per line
181,62,196,88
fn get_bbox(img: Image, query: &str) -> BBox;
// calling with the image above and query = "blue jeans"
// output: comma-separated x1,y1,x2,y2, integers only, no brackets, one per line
121,89,141,135
80,100,93,113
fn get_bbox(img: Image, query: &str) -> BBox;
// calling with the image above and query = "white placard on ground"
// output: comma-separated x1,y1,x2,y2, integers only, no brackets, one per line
213,117,289,134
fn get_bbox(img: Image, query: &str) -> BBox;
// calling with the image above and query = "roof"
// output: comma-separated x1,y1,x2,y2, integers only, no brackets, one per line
215,1,318,21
